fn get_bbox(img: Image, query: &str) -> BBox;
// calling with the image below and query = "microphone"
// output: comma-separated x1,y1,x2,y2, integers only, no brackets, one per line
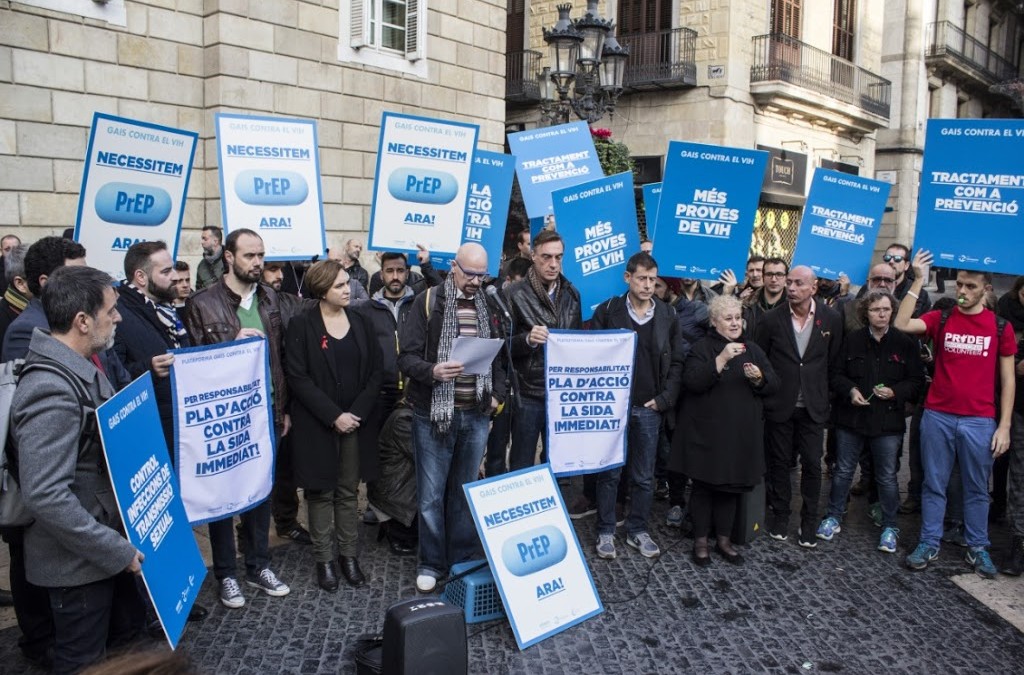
485,285,512,322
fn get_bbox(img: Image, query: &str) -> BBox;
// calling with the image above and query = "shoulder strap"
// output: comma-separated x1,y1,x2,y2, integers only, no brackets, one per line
19,359,99,458
938,307,952,338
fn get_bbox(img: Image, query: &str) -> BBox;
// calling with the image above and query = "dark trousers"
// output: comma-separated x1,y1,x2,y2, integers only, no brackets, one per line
3,526,54,662
271,433,299,532
689,481,740,540
765,407,824,529
209,500,271,581
48,571,145,675
907,404,925,500
485,405,511,477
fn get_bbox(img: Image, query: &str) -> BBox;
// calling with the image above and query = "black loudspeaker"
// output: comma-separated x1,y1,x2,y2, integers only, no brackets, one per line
382,598,467,675
731,480,766,545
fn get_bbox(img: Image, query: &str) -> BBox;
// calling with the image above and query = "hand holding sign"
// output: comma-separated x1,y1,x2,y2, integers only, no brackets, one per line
912,249,933,281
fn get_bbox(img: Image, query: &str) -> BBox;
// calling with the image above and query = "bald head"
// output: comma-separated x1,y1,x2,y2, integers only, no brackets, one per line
451,243,488,297
867,263,896,291
786,265,817,308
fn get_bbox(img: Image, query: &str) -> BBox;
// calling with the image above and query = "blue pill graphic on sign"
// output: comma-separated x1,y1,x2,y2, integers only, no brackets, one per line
501,525,567,577
387,169,458,204
235,170,308,206
94,183,172,226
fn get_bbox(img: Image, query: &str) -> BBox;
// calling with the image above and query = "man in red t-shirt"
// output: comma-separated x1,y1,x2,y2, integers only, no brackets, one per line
894,250,1016,578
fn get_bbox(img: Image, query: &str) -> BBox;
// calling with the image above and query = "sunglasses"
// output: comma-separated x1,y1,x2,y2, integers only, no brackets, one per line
869,276,895,284
452,259,486,280
882,254,905,263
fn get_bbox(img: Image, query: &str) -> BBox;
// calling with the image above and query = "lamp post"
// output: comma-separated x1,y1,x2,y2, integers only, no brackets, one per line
538,1,629,126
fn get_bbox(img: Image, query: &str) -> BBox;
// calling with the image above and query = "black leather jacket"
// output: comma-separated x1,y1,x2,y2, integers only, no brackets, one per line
505,275,582,400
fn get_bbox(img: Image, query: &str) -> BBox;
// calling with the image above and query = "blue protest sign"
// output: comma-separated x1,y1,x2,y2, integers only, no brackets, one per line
509,121,604,219
553,172,641,320
915,119,1024,274
642,182,662,242
791,169,890,285
652,142,768,281
97,373,207,649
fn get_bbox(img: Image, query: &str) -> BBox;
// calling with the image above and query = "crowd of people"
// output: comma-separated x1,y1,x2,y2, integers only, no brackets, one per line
0,224,1022,673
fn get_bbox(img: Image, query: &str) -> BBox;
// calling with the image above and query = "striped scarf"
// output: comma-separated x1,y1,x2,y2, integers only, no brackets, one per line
430,273,492,435
128,283,186,349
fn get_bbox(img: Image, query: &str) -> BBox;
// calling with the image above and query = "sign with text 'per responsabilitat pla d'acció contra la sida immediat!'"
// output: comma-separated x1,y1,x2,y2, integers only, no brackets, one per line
651,142,769,282
75,113,198,282
914,118,1024,275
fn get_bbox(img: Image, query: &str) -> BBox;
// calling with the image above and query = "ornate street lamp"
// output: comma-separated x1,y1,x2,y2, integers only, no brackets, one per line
539,1,630,126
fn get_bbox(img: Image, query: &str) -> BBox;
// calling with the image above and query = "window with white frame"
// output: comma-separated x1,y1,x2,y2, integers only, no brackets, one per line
340,0,428,78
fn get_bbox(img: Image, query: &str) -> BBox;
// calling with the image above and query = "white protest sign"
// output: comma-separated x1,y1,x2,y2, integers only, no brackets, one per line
169,337,275,524
545,330,635,475
464,465,603,649
214,113,326,260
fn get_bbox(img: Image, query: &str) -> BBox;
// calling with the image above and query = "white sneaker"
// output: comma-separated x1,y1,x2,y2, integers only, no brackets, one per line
220,577,245,609
416,574,436,593
245,568,290,597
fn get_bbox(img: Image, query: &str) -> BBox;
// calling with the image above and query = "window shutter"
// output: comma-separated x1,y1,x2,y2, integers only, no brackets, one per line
406,0,421,61
351,0,367,49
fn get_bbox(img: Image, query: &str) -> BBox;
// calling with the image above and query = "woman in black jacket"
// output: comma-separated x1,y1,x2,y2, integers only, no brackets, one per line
285,259,382,591
816,290,924,553
672,295,778,566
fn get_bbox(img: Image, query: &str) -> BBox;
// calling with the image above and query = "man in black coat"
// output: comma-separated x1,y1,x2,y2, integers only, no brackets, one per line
755,265,844,547
505,230,582,472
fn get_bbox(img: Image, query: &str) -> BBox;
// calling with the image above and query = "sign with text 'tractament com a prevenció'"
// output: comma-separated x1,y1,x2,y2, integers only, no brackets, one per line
652,142,769,282
368,112,479,260
545,329,635,475
464,465,603,650
98,373,207,650
170,337,275,524
791,169,890,285
508,120,604,220
75,113,198,281
914,118,1024,274
553,172,641,320
215,113,327,260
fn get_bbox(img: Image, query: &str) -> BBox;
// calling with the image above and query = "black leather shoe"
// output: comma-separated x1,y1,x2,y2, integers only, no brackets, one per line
187,603,209,622
316,561,339,592
715,546,744,565
0,589,13,607
389,536,416,556
277,524,313,545
692,546,712,567
338,556,366,587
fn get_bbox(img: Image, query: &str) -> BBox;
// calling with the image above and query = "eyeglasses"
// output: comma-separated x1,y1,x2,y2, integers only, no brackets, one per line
452,259,486,280
868,276,896,284
882,254,905,263
763,271,786,278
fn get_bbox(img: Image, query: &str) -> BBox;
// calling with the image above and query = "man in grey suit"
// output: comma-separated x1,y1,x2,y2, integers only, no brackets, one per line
12,265,145,674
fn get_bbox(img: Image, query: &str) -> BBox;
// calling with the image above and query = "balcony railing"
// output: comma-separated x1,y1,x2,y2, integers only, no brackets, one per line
926,21,1018,84
506,49,542,103
618,27,697,90
750,33,891,118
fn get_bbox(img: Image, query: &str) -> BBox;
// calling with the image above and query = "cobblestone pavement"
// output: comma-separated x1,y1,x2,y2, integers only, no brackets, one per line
2,476,1022,674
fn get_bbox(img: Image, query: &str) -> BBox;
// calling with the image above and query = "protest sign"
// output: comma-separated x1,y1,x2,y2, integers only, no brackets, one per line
642,182,662,242
214,113,326,260
430,150,515,276
464,465,603,649
791,169,890,285
508,121,604,219
915,118,1024,274
545,330,635,475
553,172,641,320
368,112,479,260
170,337,275,524
652,142,768,281
97,373,206,649
74,113,197,281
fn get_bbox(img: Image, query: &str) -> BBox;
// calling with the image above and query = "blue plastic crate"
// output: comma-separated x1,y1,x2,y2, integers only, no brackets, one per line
441,561,506,624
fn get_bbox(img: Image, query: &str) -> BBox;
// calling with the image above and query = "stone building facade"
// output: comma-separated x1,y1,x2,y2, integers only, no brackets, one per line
0,0,507,269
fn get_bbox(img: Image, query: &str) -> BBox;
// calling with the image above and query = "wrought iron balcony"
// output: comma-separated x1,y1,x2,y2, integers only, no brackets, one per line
618,27,697,91
750,33,891,120
926,21,1018,87
506,49,542,103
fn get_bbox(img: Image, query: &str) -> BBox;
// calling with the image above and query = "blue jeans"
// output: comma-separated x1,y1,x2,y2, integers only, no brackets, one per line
597,406,661,537
828,429,901,528
919,409,995,548
508,396,546,471
412,408,490,578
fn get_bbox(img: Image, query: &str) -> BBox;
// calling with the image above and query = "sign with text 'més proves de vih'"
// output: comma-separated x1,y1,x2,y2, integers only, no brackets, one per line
553,171,641,320
170,337,275,524
368,112,479,260
464,465,603,650
508,120,604,220
545,329,635,475
791,169,890,285
914,118,1024,274
75,113,198,282
215,113,326,260
97,373,207,649
652,142,769,282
